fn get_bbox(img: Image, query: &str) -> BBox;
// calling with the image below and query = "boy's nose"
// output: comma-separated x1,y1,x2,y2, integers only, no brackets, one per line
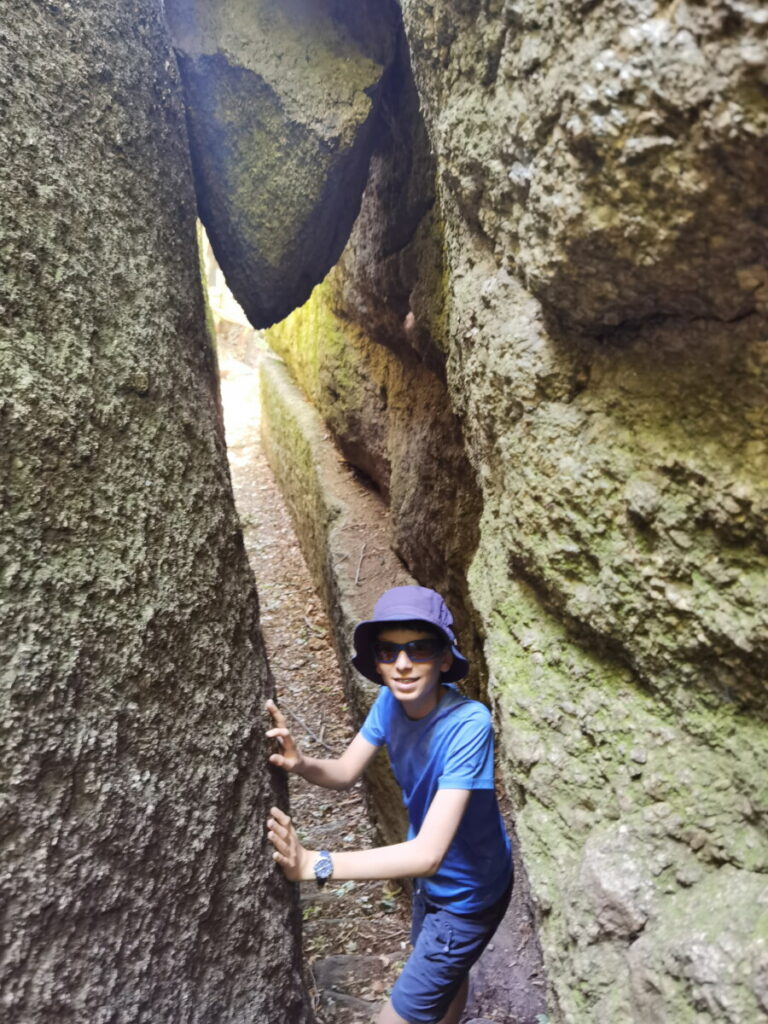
394,649,413,671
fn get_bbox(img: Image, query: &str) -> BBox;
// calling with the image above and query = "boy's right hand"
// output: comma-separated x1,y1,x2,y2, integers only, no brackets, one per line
265,700,305,775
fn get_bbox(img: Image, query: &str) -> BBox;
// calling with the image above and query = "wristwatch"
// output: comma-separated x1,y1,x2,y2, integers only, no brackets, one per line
313,850,333,888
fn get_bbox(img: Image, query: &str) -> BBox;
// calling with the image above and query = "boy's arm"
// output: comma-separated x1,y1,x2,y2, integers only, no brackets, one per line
266,700,379,791
267,788,472,882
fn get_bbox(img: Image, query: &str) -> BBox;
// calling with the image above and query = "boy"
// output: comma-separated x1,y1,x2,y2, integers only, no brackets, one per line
266,585,512,1024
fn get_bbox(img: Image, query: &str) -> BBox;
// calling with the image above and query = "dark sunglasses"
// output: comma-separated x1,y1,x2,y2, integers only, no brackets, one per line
373,638,448,664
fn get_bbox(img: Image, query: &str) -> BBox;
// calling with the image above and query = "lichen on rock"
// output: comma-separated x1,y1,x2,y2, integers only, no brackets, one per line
401,0,768,329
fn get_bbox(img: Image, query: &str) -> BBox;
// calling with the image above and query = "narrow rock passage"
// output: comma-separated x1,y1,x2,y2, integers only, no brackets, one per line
218,342,411,1023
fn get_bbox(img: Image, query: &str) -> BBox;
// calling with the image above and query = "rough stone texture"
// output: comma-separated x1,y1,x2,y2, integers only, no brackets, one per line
394,1,768,1019
165,0,401,328
627,866,768,1022
403,0,768,331
329,35,450,378
0,4,309,1021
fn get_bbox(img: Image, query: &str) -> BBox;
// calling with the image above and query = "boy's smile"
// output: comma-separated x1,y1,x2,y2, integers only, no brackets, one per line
374,627,453,719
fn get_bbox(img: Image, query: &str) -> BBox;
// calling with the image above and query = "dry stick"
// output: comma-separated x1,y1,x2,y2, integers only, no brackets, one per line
354,541,367,585
282,704,337,754
303,614,324,636
306,962,321,1019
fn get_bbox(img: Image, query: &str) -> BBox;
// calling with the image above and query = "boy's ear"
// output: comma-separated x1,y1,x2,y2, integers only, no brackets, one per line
440,650,454,675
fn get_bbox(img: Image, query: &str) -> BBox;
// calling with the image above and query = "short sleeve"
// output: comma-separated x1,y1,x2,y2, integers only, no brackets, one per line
359,687,390,747
438,707,495,790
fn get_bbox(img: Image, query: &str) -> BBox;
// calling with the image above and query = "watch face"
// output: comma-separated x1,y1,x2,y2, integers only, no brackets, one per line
315,851,333,881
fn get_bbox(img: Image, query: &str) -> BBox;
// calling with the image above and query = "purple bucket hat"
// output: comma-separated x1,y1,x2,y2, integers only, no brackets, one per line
352,585,469,685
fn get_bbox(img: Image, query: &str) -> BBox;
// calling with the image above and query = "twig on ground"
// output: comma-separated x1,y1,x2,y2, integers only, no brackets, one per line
304,615,324,636
354,542,367,586
283,704,337,753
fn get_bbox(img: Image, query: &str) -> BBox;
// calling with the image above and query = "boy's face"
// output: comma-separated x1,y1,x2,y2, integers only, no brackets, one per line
374,627,453,720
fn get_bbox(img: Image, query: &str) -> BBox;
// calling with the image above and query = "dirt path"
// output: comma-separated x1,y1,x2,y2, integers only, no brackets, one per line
219,346,411,1023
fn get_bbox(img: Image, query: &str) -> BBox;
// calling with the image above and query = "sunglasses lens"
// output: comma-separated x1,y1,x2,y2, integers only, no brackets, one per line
373,643,398,663
409,640,443,661
373,639,446,663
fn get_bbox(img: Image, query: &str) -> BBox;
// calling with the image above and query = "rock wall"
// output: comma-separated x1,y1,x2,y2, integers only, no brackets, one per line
406,3,766,1021
0,3,309,1021
261,1,768,1021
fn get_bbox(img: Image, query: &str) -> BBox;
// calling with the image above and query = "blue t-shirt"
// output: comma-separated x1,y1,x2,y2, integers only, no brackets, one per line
360,684,512,913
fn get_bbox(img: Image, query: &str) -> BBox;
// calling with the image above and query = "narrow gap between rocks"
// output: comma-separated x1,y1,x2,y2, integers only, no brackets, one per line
207,241,546,1024
216,315,413,1023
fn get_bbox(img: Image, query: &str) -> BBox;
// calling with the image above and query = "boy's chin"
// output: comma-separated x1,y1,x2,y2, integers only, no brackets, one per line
386,677,444,706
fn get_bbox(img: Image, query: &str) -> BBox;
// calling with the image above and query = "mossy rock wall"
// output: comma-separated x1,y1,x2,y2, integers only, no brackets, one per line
259,354,411,844
404,2,768,1020
0,4,308,1021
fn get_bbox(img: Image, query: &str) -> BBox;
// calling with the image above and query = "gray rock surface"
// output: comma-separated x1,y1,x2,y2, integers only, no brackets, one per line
626,867,768,1023
165,0,401,327
403,0,768,330
395,3,768,1019
0,3,308,1021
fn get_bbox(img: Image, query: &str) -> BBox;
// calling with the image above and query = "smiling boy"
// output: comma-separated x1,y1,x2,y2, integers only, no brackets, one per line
266,585,513,1024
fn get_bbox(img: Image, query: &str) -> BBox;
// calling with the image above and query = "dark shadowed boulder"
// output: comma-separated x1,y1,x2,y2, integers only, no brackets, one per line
165,0,401,327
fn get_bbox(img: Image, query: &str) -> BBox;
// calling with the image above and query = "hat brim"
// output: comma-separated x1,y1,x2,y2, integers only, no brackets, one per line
352,618,469,685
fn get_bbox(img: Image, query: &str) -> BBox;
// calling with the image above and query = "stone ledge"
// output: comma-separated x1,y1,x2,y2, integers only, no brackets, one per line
260,351,410,843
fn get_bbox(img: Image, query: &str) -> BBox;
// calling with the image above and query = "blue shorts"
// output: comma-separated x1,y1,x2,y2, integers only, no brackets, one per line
390,877,513,1024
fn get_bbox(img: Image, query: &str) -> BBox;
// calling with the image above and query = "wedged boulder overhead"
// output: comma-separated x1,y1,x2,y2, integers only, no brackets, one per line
165,0,401,327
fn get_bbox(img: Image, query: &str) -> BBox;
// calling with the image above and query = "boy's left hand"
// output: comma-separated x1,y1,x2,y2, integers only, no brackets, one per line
267,806,313,882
